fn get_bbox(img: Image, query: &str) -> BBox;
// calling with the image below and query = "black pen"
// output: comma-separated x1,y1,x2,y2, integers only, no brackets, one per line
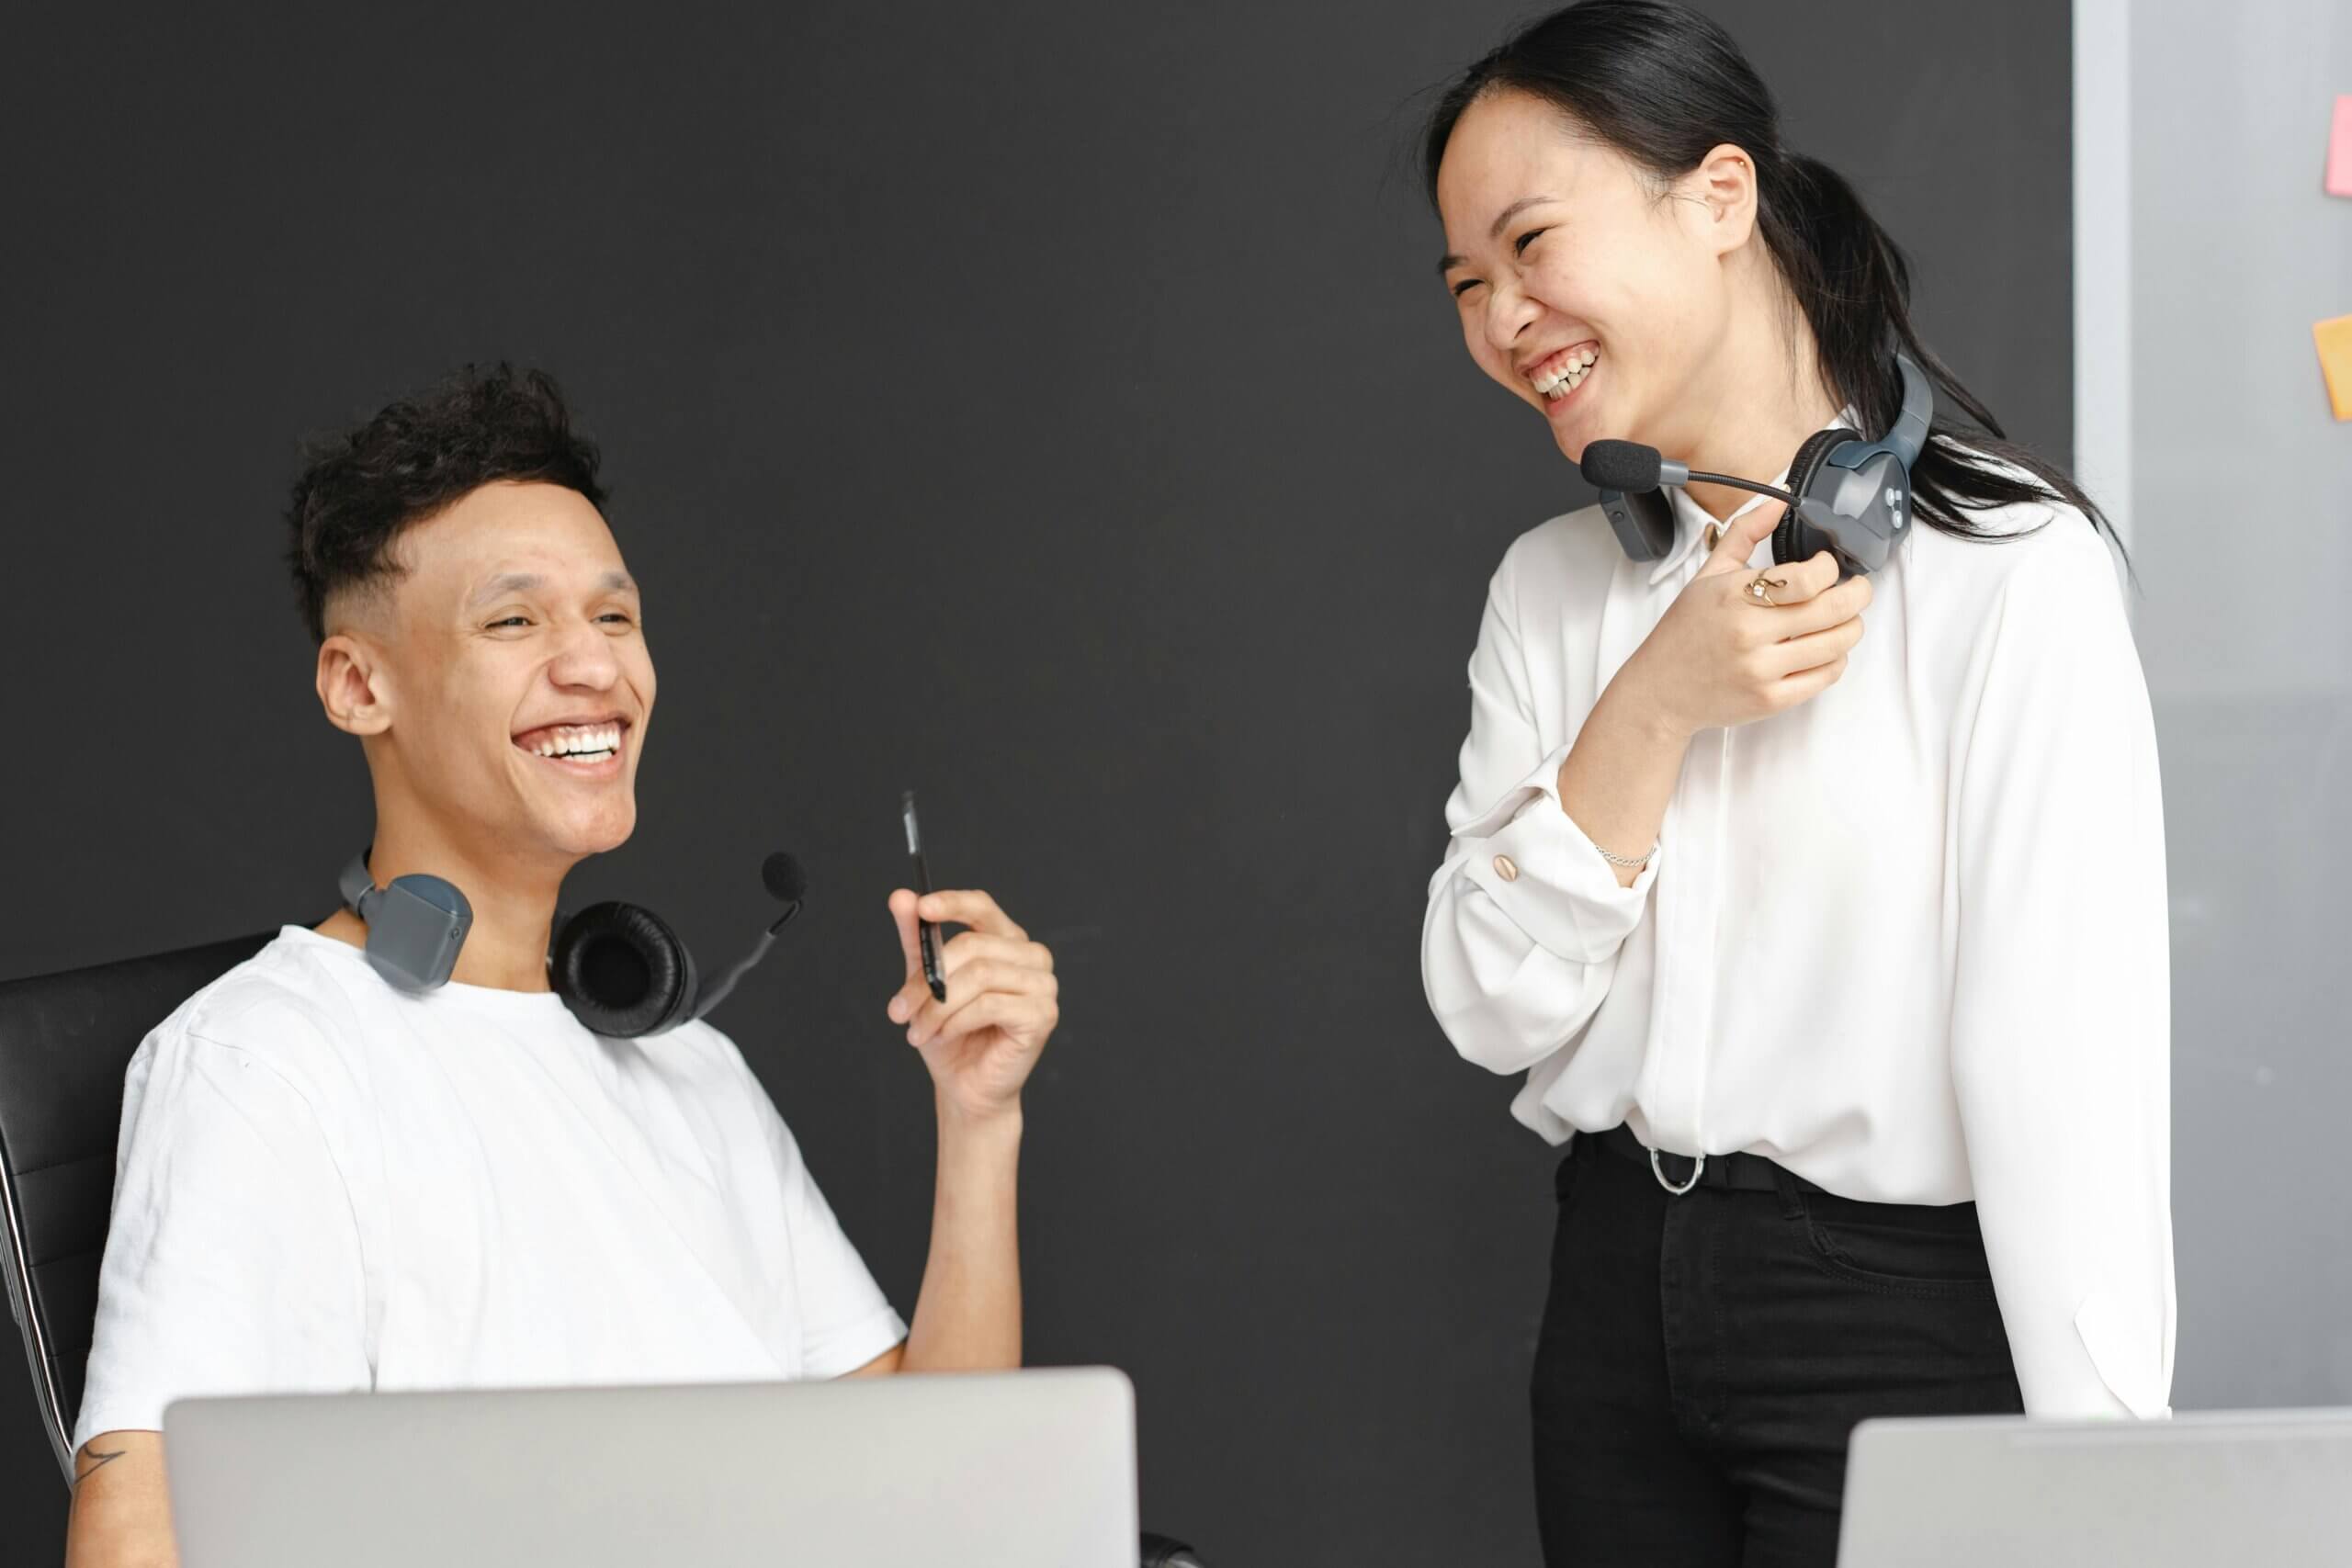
901,790,947,1002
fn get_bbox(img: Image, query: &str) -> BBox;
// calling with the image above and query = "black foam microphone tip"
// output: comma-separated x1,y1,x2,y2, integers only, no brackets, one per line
1579,439,1667,492
762,852,808,905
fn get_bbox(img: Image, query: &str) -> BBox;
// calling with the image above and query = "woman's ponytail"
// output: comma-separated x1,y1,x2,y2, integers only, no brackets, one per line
1761,152,1911,417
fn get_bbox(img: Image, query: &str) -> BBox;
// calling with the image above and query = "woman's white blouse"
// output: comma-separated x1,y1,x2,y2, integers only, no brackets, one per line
1419,439,2175,1421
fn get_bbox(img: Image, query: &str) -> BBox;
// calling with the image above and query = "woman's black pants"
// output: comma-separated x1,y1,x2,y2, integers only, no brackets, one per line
1532,1128,2026,1567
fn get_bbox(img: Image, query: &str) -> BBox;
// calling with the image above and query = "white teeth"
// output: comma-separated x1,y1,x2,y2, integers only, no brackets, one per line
524,723,624,759
1532,347,1599,398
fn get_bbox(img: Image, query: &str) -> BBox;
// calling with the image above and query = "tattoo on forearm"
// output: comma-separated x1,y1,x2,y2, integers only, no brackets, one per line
74,1442,125,1485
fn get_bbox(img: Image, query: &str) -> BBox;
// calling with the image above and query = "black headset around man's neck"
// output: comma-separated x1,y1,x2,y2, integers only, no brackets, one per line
335,848,805,1038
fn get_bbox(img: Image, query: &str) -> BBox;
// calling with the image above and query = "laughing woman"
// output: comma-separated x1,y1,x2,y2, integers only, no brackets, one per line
1414,4,2173,1563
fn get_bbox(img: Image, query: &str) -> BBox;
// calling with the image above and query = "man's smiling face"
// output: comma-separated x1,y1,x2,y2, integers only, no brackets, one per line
335,479,656,865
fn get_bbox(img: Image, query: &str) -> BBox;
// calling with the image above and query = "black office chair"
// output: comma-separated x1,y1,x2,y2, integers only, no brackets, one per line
0,935,1204,1567
0,931,276,1481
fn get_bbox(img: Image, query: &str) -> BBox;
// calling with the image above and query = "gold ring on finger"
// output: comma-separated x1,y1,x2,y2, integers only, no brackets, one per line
1745,571,1789,605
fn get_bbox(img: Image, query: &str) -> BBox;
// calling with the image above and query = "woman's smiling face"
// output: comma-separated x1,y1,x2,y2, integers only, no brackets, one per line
1435,89,1736,466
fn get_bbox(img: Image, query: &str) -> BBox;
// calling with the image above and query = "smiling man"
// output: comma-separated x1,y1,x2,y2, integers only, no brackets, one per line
62,366,1058,1567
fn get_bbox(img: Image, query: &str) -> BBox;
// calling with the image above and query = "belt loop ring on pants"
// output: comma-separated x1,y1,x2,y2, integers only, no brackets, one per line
1650,1146,1705,1195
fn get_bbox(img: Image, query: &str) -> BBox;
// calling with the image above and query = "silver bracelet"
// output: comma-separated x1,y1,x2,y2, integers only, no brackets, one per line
1596,840,1657,868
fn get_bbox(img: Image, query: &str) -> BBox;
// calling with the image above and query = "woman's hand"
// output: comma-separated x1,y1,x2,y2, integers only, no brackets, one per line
1617,502,1872,739
885,888,1057,1126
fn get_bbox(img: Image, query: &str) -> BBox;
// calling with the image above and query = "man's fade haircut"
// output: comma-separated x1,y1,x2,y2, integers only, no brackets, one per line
284,363,608,642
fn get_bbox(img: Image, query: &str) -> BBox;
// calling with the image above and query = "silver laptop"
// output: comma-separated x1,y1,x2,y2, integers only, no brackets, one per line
1838,1406,2352,1566
164,1367,1137,1568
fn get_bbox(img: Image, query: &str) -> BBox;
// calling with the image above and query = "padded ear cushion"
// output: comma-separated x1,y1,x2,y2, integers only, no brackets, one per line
548,901,697,1037
1773,427,1859,566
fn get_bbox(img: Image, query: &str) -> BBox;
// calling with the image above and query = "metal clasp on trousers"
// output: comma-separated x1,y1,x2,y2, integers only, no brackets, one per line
1650,1146,1705,1195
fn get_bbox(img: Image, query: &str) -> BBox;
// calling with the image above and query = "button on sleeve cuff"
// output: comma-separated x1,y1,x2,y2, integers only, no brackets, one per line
1449,742,1659,964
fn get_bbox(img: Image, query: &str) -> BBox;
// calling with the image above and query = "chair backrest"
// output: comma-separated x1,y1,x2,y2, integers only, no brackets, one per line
0,932,276,1481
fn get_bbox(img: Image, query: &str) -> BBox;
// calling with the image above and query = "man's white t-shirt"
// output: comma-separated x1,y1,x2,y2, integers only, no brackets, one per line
71,924,908,1448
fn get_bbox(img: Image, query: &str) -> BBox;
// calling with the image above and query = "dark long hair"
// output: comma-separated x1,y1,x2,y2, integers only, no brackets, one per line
1423,0,2122,567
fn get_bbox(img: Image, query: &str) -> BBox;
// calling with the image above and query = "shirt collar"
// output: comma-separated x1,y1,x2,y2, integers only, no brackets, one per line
1642,405,1862,586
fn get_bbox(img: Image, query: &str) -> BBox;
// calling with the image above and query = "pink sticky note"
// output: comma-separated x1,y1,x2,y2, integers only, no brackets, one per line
2330,96,2352,197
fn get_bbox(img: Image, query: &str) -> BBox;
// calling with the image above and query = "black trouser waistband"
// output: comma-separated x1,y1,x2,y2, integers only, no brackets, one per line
1587,1122,1822,1195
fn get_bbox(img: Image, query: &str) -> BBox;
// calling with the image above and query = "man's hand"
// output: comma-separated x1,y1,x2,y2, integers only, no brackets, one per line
885,888,1057,1124
871,887,1043,1373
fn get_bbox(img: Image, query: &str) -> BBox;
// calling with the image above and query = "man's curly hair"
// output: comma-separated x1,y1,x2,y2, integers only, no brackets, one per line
284,364,608,642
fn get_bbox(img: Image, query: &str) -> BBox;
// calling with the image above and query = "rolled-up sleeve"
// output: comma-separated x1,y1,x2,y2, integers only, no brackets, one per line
1422,557,1657,1078
1949,523,2175,1419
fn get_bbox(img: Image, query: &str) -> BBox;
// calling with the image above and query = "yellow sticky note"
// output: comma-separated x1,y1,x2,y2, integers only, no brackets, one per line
2318,315,2352,422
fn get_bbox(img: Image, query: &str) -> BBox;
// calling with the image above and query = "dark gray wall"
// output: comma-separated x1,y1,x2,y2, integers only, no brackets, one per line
0,3,2072,1561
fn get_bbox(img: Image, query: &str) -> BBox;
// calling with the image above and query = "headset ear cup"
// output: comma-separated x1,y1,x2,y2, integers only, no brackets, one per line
1774,428,1859,566
1600,487,1677,561
548,901,696,1037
